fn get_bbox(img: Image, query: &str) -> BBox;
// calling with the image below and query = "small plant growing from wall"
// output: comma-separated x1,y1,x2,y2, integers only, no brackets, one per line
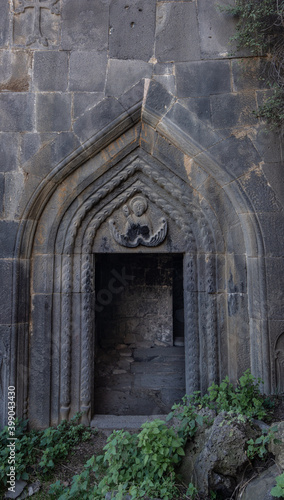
219,0,284,128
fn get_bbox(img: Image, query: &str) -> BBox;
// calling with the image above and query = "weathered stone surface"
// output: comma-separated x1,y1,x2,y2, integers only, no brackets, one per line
160,102,221,153
0,260,13,324
176,60,231,97
155,2,200,62
73,93,105,120
61,0,109,50
0,93,34,132
179,97,212,126
0,173,4,217
73,97,127,143
197,0,238,58
4,171,25,220
106,59,151,97
0,1,9,47
21,132,80,178
0,51,31,91
211,92,258,129
232,58,268,91
251,126,283,163
153,75,176,95
36,93,71,132
0,221,19,258
268,421,284,469
70,51,107,92
266,258,284,319
237,464,280,500
206,135,261,180
0,133,19,173
143,79,174,127
262,162,284,210
33,51,68,91
179,412,257,496
109,0,156,61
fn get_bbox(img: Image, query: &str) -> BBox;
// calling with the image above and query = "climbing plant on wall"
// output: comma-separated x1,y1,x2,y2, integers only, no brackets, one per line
221,0,284,128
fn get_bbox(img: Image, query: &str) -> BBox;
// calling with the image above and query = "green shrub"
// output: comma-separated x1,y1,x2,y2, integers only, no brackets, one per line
271,471,284,498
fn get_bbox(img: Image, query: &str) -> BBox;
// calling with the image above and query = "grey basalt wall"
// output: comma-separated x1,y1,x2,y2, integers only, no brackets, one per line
0,0,284,428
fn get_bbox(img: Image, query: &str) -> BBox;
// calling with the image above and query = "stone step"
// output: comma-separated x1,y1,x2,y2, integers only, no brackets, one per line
91,414,167,430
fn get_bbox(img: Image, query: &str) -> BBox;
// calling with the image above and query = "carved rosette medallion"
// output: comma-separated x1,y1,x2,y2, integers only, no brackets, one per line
109,195,168,248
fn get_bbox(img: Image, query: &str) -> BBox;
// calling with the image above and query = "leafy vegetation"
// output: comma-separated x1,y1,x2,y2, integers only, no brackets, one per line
271,471,284,497
0,414,92,491
246,425,279,459
0,372,278,499
168,369,271,423
219,0,284,128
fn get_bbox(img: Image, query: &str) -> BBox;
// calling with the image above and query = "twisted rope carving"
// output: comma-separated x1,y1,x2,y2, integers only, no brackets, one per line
80,254,94,421
60,254,72,420
183,253,199,392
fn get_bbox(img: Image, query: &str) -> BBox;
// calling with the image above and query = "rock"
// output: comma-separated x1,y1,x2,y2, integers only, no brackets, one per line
178,411,258,496
236,464,280,500
268,421,284,470
4,480,27,499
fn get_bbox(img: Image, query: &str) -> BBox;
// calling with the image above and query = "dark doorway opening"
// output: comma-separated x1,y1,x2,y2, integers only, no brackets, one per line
94,253,185,415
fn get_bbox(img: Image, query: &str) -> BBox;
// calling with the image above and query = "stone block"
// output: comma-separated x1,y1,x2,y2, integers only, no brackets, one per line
207,135,261,180
262,162,284,210
0,260,13,324
22,132,80,179
0,50,31,92
118,80,144,113
153,133,189,181
36,93,71,132
265,258,284,319
153,63,174,75
0,133,19,173
73,97,127,144
109,0,156,61
232,58,268,91
251,126,283,163
61,0,109,51
32,255,54,294
0,173,4,217
239,167,282,213
33,51,68,91
3,171,25,220
259,213,284,257
211,92,258,129
106,59,151,97
197,0,238,59
70,51,107,92
0,93,34,132
183,158,209,190
0,1,9,47
176,61,231,97
20,132,56,165
143,79,174,127
0,221,19,258
179,97,212,126
153,75,176,96
155,2,200,62
161,102,221,153
73,93,104,120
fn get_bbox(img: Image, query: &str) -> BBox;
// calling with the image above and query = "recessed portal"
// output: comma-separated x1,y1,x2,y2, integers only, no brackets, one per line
94,253,185,415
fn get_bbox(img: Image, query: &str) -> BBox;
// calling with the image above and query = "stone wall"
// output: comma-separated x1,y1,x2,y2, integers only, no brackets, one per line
0,0,284,428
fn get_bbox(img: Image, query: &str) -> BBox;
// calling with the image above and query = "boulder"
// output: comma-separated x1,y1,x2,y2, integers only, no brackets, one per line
268,421,284,470
236,464,280,500
178,411,258,496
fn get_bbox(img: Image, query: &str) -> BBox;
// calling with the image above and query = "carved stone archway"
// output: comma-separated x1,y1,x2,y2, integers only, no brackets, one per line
12,87,270,428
